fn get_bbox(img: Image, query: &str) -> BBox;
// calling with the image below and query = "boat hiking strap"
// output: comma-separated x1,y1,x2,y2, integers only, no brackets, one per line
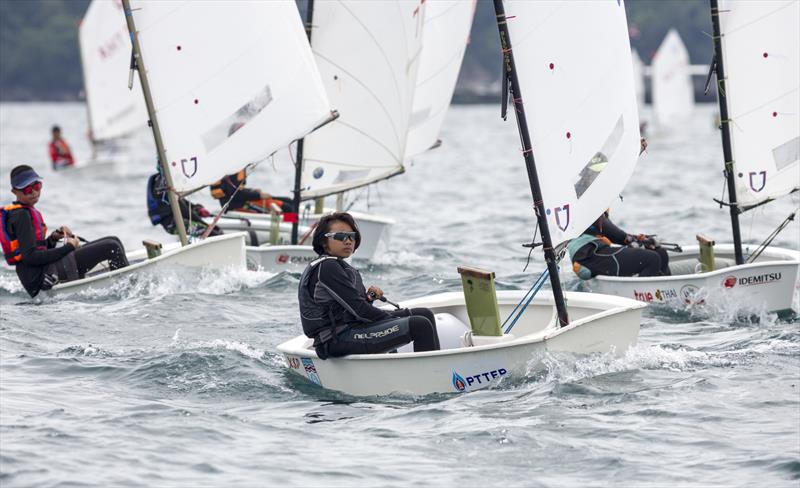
746,209,798,264
502,270,548,335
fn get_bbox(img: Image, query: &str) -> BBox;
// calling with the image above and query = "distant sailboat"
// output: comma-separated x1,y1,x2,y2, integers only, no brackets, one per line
651,29,694,127
631,49,646,115
45,0,336,295
78,0,148,165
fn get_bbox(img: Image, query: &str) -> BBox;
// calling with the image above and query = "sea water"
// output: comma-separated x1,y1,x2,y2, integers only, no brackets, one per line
0,103,798,486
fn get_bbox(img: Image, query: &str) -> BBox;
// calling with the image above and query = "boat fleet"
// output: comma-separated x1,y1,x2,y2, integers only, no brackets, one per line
21,0,800,396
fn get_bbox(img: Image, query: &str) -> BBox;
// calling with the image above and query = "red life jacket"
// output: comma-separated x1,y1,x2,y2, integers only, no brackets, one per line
0,204,47,265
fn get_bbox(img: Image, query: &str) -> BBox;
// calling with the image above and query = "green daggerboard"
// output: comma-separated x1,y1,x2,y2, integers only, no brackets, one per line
457,266,502,336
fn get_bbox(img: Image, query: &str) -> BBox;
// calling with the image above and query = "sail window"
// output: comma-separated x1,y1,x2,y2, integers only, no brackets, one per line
201,85,273,152
573,115,624,198
772,136,799,171
333,169,370,183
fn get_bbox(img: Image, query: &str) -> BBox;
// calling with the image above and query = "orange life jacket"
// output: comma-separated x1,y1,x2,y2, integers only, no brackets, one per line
0,204,47,265
210,169,247,199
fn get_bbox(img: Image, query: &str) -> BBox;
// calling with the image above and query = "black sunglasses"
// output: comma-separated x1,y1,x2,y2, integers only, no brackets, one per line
324,231,358,242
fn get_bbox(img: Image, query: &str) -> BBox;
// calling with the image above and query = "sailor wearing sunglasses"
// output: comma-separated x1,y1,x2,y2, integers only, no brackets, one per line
1,165,129,297
298,212,440,359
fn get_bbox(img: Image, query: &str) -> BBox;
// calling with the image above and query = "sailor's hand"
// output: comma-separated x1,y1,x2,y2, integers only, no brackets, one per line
197,206,211,218
367,286,384,301
54,225,74,239
65,236,81,249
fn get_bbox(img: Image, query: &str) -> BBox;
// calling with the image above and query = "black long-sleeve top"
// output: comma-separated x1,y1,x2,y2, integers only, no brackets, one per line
6,205,74,296
307,257,392,325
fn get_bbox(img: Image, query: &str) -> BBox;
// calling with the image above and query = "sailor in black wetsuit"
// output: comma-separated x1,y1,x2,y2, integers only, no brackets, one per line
567,211,670,278
298,212,440,359
147,171,223,238
1,165,128,297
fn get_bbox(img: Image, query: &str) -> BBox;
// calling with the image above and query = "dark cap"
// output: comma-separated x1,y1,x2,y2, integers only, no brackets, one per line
10,166,43,189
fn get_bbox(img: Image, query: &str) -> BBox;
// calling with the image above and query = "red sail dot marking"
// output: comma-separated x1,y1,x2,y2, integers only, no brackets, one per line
549,63,555,70
194,99,199,104
763,52,768,58
773,111,778,117
177,46,182,51
566,131,571,139
171,161,177,167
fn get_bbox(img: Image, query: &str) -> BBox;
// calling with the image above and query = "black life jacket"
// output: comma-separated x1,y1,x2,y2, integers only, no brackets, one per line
210,170,246,201
146,174,171,226
298,256,368,343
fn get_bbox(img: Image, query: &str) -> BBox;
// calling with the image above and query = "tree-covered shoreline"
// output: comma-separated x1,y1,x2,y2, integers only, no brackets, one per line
0,0,713,102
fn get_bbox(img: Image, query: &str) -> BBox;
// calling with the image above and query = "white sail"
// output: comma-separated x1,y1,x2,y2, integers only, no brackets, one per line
651,29,694,126
631,49,646,112
405,0,475,158
300,0,424,199
128,0,332,193
718,0,800,208
504,0,641,245
79,0,148,142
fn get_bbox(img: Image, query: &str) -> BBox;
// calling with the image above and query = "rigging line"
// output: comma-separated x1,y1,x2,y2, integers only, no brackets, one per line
746,208,798,263
415,48,467,87
200,163,258,239
424,1,462,23
503,270,549,335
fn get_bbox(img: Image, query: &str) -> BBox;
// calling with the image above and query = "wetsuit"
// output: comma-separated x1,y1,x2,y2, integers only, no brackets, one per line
3,205,128,296
299,256,440,359
568,214,670,278
49,139,75,170
147,173,222,237
210,170,294,213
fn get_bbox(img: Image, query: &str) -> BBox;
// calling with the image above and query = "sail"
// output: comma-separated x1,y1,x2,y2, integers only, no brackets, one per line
504,0,641,245
651,29,694,126
718,0,800,208
300,0,424,199
128,0,332,193
79,0,148,142
631,49,646,112
405,0,475,158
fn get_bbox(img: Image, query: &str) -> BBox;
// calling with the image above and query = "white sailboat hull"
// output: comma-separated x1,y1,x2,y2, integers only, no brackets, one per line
278,290,645,396
43,232,247,297
219,209,393,262
245,244,319,272
587,244,800,314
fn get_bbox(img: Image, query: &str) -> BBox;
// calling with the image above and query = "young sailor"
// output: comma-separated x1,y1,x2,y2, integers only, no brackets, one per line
147,171,223,238
48,125,75,170
209,169,293,214
568,210,671,278
2,165,129,297
298,212,440,359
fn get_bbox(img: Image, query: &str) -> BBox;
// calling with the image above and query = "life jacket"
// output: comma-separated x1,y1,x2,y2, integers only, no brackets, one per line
298,256,369,343
210,170,246,200
49,140,75,168
0,204,47,265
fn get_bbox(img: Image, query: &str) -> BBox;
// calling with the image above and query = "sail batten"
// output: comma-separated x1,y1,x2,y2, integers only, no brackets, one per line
504,0,641,246
718,0,800,209
127,0,332,193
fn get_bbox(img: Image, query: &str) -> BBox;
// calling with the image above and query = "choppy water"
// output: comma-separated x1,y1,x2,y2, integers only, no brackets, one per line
0,103,798,487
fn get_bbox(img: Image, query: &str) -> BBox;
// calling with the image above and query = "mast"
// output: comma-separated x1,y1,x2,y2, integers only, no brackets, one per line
493,0,568,327
709,0,744,265
292,0,315,245
122,0,189,246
